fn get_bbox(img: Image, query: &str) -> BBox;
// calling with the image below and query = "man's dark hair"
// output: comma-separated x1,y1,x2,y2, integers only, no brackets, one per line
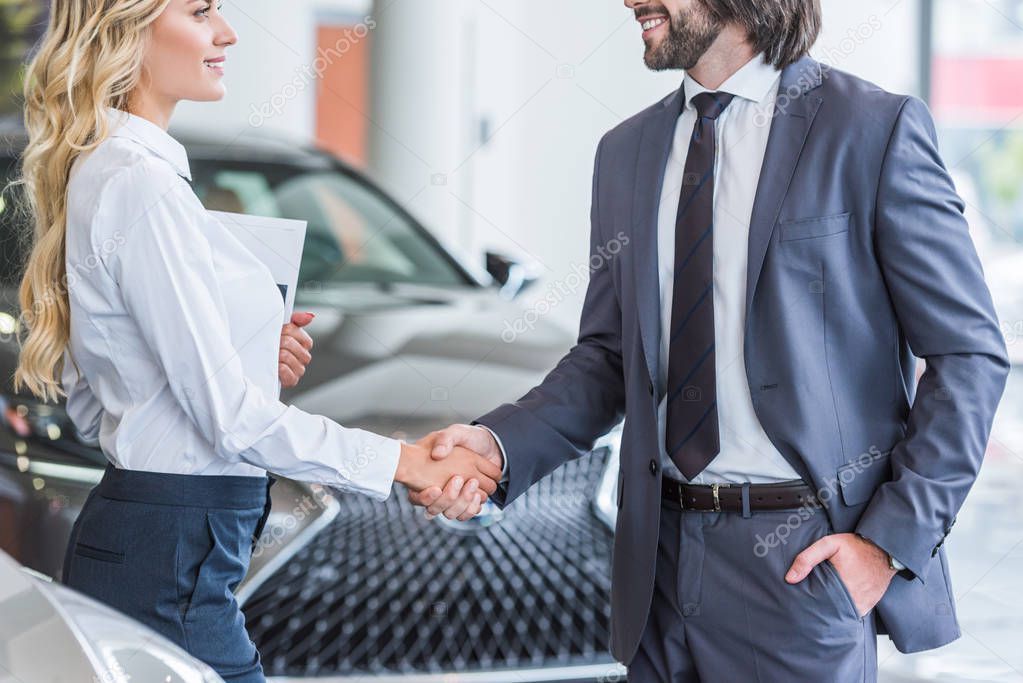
699,0,822,69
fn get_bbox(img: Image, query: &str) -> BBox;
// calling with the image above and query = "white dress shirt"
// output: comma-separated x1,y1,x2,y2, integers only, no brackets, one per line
656,54,799,484
490,55,800,486
60,106,401,500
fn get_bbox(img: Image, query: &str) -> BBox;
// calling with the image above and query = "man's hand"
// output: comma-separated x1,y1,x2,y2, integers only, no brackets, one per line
279,312,315,388
408,424,504,519
785,532,897,617
393,441,501,520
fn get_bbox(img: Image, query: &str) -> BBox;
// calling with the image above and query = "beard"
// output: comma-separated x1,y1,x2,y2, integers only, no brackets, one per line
642,4,723,71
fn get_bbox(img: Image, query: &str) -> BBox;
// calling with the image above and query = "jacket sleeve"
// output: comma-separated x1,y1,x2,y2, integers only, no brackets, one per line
474,136,627,506
855,96,1010,579
99,162,401,500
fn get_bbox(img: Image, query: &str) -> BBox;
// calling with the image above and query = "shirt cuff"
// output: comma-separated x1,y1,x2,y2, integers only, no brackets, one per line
478,425,509,485
329,431,402,502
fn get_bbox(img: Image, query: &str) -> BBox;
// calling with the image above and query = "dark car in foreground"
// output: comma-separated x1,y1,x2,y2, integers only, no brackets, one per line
0,120,626,682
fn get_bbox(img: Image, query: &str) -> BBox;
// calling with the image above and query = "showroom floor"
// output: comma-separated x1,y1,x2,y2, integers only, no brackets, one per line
878,369,1023,682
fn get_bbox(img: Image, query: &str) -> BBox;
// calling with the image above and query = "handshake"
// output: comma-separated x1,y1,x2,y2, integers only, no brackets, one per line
394,424,504,521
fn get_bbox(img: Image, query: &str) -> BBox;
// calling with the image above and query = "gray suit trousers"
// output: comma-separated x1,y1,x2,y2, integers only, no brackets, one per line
629,498,878,682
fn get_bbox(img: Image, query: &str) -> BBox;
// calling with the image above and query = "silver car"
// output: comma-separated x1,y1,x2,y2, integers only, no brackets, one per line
0,549,224,682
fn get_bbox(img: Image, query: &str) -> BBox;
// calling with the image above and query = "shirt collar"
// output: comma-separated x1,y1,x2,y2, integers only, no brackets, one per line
682,53,780,111
104,106,192,181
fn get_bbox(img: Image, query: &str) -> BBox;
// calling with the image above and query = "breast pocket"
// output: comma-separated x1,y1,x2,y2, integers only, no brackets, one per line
778,212,852,242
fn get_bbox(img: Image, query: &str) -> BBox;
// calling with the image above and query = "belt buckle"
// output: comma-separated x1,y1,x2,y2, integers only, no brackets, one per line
711,483,721,512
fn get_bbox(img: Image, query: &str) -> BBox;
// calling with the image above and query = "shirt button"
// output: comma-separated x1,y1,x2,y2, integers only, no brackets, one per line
649,459,659,476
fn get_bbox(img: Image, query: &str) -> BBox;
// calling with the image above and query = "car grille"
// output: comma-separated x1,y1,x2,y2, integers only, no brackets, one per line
242,448,615,677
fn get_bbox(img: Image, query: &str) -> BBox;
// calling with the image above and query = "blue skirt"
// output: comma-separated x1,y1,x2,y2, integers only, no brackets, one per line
63,463,276,683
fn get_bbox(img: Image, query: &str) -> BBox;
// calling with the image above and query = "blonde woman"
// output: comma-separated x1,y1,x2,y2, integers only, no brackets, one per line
11,1,497,680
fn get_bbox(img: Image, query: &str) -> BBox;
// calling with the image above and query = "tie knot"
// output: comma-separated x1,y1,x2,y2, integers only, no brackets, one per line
691,91,734,120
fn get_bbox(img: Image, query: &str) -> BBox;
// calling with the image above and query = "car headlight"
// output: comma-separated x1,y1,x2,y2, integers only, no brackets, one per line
0,312,18,338
28,570,224,683
593,424,623,531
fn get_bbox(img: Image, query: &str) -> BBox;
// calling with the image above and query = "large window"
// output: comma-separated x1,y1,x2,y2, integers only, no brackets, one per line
928,0,1023,362
930,0,1023,247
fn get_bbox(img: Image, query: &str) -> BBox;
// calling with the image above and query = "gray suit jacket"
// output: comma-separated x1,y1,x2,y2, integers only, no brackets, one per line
475,56,1010,663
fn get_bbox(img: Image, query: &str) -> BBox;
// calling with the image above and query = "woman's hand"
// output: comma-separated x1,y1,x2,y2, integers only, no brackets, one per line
279,312,315,388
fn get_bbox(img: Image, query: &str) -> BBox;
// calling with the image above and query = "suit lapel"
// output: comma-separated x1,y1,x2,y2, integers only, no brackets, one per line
631,89,683,387
744,57,824,322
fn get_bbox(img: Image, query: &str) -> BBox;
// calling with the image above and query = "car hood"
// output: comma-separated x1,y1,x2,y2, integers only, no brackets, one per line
277,283,573,438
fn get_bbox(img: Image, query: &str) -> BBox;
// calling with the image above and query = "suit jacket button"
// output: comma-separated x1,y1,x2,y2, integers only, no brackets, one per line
649,459,658,476
647,379,654,396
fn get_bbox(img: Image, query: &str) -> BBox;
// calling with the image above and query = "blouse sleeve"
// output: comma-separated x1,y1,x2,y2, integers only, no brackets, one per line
97,161,401,500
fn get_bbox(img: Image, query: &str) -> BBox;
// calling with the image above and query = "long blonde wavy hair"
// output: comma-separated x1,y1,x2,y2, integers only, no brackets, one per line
11,0,172,402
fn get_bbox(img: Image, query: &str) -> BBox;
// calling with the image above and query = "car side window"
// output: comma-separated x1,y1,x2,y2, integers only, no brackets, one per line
203,169,280,218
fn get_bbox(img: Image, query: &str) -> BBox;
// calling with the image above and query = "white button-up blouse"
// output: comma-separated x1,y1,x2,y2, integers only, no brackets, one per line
59,106,400,500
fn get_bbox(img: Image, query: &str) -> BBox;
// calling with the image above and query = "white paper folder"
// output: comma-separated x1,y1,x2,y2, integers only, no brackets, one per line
209,210,308,398
209,210,308,325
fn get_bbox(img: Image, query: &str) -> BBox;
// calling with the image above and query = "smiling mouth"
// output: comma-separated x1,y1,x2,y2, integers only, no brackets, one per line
639,15,669,37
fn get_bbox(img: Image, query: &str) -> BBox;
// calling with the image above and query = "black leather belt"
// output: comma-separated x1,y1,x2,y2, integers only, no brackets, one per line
661,478,821,512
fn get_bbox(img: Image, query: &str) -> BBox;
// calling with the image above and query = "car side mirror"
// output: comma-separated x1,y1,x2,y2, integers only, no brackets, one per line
485,251,538,299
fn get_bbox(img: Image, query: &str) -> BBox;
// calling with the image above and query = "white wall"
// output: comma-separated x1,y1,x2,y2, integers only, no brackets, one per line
813,0,920,97
173,0,371,144
365,0,480,260
466,2,682,330
367,0,682,333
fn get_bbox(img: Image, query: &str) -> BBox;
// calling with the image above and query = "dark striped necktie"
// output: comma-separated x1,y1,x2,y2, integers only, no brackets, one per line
664,90,734,481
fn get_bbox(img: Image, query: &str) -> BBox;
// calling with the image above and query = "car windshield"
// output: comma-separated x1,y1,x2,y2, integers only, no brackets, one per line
189,159,469,288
